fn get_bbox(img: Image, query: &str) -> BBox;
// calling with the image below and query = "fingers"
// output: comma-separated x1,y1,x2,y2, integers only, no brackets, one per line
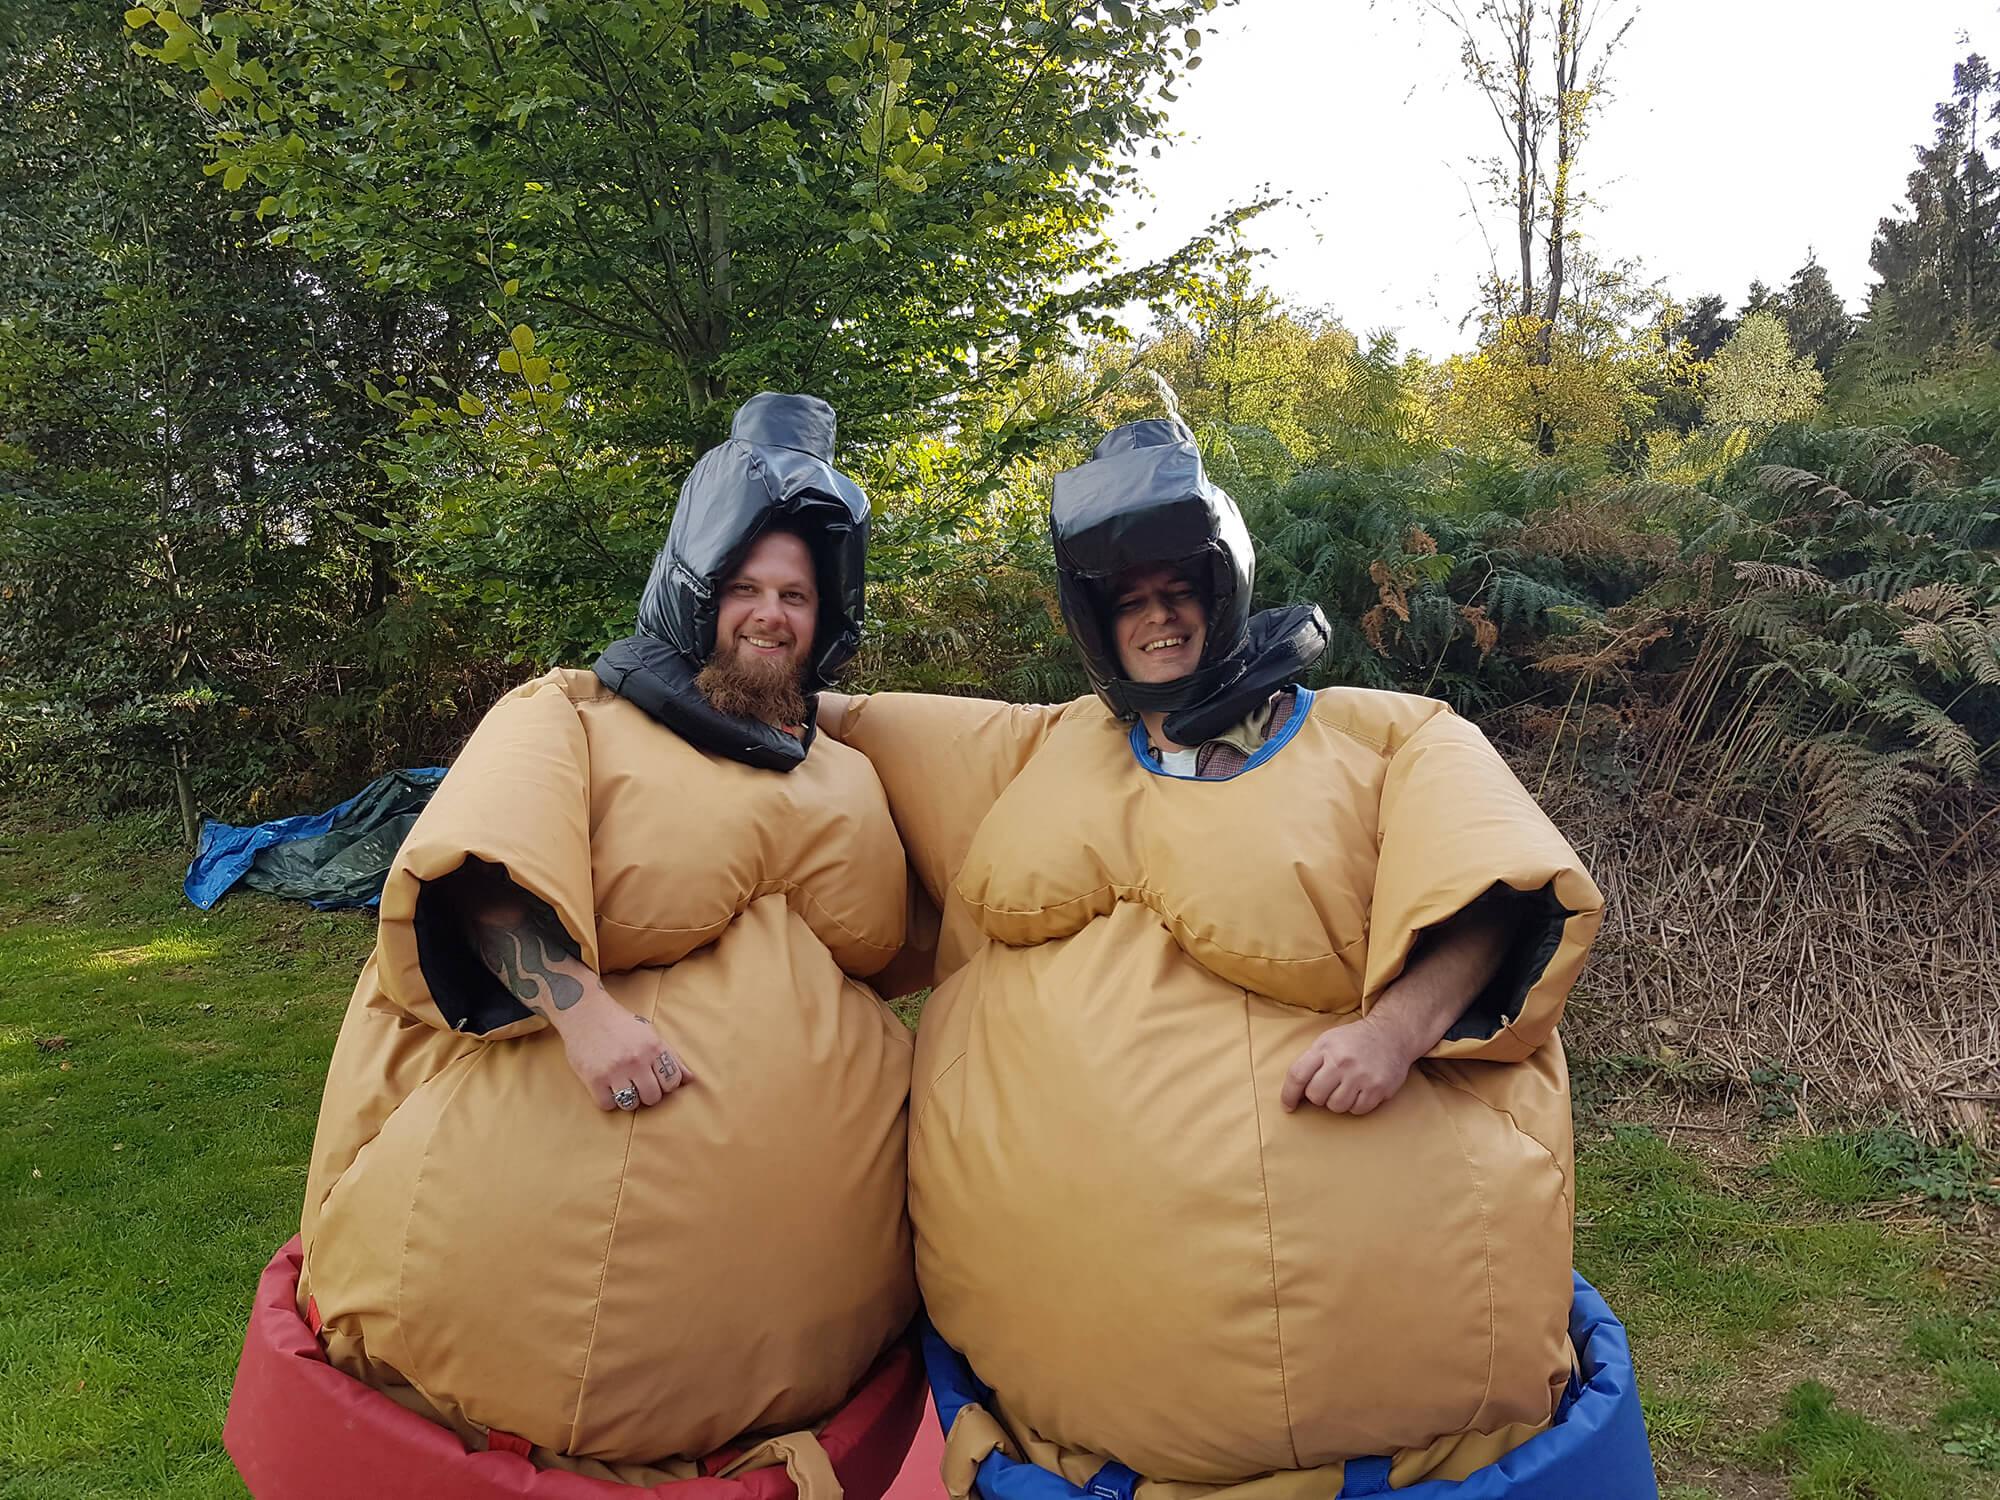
562,1001,692,1111
1305,1060,1342,1109
632,1064,665,1108
1280,1035,1389,1115
1280,1048,1321,1112
654,1049,695,1094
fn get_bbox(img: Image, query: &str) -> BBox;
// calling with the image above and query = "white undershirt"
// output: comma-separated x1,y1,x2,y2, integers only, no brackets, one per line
1156,745,1200,776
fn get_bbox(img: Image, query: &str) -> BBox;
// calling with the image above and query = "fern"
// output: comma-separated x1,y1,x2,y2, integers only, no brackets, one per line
1790,736,1938,856
1485,568,1596,633
1758,464,1858,510
1869,688,1983,783
1901,612,2000,686
1732,561,1836,595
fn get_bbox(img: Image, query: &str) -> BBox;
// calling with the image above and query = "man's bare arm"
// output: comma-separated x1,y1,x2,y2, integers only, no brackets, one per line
1281,899,1511,1115
446,861,696,1111
462,881,590,1016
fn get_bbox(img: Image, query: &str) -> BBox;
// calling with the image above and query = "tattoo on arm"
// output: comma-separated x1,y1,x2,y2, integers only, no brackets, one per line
470,896,586,1013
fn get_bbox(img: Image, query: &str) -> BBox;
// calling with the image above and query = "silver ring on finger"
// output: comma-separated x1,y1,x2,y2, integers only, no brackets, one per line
654,1054,677,1080
612,1085,641,1111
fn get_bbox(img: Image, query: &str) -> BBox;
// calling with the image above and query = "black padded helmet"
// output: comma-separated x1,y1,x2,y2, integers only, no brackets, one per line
634,391,869,694
1050,418,1257,720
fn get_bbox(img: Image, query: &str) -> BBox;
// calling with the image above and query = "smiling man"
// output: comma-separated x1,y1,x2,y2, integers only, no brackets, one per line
692,526,820,731
275,393,923,1489
815,416,1621,1493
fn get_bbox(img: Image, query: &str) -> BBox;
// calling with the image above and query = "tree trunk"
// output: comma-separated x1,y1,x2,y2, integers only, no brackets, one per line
684,364,728,441
173,745,200,851
1532,0,1584,457
1511,2,1536,320
685,141,733,440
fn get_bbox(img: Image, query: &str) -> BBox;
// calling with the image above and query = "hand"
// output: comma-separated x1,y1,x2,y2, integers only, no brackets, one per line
551,990,698,1111
815,690,854,740
1281,1017,1415,1116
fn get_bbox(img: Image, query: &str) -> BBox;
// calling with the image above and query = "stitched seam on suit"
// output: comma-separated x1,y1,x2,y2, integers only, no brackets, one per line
1242,992,1302,1469
569,1062,643,1455
955,884,1365,966
396,1047,490,1401
1310,697,1391,755
1432,1079,1499,1435
1428,1070,1572,1209
910,1049,968,1148
597,880,900,957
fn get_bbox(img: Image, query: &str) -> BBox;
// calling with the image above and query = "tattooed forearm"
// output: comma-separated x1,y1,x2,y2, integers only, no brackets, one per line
467,894,586,1012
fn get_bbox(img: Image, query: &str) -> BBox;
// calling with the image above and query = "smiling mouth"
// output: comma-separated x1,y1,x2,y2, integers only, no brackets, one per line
740,635,791,652
1140,635,1189,653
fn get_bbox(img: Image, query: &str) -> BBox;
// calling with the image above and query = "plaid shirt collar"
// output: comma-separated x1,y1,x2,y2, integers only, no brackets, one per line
1140,688,1297,779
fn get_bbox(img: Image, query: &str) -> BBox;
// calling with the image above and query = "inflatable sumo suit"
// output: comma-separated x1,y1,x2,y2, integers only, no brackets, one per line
238,394,924,1495
832,420,1642,1495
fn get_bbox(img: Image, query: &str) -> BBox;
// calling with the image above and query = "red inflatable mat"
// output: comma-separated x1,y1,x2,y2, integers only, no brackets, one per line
225,1238,928,1500
880,1400,944,1500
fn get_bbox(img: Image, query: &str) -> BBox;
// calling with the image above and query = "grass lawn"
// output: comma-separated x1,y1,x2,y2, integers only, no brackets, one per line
2,814,1996,1497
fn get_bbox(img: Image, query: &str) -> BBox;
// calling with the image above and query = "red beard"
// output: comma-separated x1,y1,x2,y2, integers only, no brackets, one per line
694,641,809,730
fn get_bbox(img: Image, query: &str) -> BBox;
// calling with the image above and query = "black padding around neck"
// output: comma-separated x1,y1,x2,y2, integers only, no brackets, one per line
1156,605,1331,745
593,636,816,772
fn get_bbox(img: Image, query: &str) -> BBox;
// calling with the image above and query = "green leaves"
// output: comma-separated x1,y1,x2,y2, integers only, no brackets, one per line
129,0,1263,465
509,324,535,356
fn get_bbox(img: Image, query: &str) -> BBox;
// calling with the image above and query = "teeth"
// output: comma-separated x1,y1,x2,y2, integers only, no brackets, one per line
1141,637,1185,652
745,636,784,648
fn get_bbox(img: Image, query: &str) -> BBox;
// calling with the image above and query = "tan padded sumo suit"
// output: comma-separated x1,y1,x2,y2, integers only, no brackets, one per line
297,395,919,1483
832,420,1605,1495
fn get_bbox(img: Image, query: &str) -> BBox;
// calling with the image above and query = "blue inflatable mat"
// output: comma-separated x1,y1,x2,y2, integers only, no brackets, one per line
184,767,446,911
922,1272,1657,1500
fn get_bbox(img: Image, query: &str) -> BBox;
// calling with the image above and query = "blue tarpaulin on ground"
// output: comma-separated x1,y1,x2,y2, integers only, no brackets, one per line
184,767,447,911
921,1272,1658,1500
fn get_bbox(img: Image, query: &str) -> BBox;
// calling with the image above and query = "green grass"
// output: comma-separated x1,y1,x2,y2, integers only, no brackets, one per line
1578,1124,2000,1497
2,815,1996,1496
0,815,375,1498
1752,1382,1963,1500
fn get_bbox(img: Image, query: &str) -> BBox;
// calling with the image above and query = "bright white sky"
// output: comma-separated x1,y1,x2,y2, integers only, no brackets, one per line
1112,0,2000,358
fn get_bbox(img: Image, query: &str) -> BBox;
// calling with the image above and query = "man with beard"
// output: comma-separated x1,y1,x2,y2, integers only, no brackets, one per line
254,393,924,1495
445,517,828,1109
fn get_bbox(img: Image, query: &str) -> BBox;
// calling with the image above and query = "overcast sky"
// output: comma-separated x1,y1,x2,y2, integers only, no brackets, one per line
1110,0,2000,357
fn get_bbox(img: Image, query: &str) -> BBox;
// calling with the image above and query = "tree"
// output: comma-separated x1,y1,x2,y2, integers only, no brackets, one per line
137,0,1258,450
1435,248,1684,461
1740,279,1779,318
1432,0,1637,450
1,0,467,839
1777,254,1853,374
1704,311,1823,427
1139,267,1430,472
1678,293,1734,364
1868,53,2000,355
